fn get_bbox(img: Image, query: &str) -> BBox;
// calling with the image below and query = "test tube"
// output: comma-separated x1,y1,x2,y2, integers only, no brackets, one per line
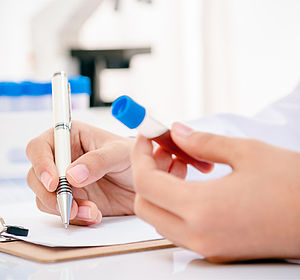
111,95,213,173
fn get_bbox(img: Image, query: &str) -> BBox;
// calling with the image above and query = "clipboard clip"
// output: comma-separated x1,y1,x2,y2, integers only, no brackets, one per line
0,216,29,242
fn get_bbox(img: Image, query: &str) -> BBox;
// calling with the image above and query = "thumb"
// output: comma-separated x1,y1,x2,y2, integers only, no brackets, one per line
66,142,131,188
171,122,240,166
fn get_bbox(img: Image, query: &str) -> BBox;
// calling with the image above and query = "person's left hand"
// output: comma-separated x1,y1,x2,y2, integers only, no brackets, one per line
131,122,300,263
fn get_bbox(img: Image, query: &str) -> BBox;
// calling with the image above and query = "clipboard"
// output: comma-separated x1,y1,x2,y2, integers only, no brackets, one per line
0,211,174,263
0,239,175,263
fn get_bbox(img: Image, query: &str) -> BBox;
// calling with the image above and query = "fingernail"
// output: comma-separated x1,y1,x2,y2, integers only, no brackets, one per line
67,164,89,183
77,206,92,220
41,172,52,191
172,123,193,137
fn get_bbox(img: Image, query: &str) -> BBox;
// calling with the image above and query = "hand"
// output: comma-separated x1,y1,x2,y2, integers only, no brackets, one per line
132,122,300,262
26,121,137,226
26,121,186,226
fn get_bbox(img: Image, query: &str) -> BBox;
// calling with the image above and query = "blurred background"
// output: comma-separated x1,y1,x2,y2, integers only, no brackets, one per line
1,0,300,180
1,0,300,121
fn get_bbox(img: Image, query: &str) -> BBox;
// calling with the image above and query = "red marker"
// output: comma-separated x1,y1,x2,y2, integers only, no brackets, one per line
111,95,213,173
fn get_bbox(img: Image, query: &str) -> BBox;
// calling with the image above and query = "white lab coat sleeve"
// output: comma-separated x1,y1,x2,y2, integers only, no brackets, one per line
186,81,300,181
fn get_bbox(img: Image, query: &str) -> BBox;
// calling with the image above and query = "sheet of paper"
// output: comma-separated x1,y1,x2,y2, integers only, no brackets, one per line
0,201,162,247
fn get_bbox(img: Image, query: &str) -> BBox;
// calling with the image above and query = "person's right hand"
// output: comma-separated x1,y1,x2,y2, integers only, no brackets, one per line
26,121,138,226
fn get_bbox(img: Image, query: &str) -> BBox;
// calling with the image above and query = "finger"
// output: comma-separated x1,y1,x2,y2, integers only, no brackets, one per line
132,135,234,218
70,200,102,226
29,168,77,219
27,167,58,211
26,129,59,192
35,197,78,220
150,139,187,178
134,195,191,247
36,196,56,214
169,158,187,179
132,135,193,217
66,140,131,188
36,196,101,226
132,134,157,169
153,146,173,172
171,122,242,166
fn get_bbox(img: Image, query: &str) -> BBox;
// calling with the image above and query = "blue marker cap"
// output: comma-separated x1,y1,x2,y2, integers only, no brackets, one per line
111,95,146,129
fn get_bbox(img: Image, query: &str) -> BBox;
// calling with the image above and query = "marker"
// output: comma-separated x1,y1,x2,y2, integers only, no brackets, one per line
52,71,73,228
111,95,213,172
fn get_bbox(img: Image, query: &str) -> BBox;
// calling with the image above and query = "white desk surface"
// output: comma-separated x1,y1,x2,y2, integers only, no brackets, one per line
1,110,300,279
1,247,300,280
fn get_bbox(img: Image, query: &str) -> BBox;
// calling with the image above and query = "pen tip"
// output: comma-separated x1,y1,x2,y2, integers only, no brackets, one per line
64,223,68,229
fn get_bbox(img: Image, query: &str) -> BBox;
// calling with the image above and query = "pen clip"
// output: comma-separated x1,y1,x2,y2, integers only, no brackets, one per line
68,82,72,130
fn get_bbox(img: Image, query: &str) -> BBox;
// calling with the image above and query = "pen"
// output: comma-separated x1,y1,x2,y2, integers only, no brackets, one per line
52,71,73,229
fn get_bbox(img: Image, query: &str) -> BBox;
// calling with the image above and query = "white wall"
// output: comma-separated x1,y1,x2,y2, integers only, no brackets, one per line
232,0,300,116
0,0,51,80
203,0,300,116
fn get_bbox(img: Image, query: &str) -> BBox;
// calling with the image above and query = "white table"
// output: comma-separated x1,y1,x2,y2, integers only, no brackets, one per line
1,247,300,280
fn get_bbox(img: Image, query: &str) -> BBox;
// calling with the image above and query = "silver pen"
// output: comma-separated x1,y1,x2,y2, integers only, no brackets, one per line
52,71,73,229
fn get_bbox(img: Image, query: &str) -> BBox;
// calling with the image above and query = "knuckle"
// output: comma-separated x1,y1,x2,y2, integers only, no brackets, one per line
92,150,107,167
111,140,133,161
25,137,38,159
26,167,34,189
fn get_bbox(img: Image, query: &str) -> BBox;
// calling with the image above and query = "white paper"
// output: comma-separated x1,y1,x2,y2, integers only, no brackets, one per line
0,201,162,247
